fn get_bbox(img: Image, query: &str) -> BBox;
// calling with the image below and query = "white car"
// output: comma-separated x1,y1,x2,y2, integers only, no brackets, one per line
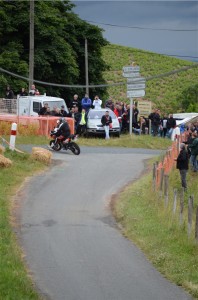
86,108,120,137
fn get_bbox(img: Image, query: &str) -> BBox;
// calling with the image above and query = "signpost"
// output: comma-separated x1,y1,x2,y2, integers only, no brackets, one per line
122,64,146,135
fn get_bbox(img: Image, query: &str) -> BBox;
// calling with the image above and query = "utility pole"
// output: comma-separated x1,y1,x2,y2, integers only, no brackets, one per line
29,0,34,91
85,38,89,95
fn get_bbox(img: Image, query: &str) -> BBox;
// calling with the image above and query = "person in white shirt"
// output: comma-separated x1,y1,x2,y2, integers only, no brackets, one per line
93,95,102,109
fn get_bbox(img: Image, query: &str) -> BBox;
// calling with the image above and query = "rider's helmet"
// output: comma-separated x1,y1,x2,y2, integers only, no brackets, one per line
59,117,66,124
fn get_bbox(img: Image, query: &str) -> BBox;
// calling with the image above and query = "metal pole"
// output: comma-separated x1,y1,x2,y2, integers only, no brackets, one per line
129,97,133,135
85,38,89,95
29,0,34,91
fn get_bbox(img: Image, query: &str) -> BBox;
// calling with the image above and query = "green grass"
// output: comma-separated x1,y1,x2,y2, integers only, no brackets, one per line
9,134,172,150
102,44,198,113
114,164,198,299
0,150,45,300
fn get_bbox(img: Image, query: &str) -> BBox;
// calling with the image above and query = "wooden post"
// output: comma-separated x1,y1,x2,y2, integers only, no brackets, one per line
180,188,184,225
195,206,198,243
188,196,193,237
173,188,177,215
152,163,157,191
164,174,169,208
159,167,164,197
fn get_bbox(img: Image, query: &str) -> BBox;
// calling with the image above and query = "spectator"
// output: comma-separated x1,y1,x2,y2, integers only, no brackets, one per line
77,108,87,136
105,97,114,111
101,110,112,140
60,105,68,117
166,114,176,138
70,94,81,112
188,131,198,172
38,103,48,116
161,115,168,137
5,85,14,113
50,106,58,116
54,108,62,117
29,84,40,96
93,95,102,109
74,106,81,133
114,104,123,130
44,107,51,116
148,109,161,136
132,104,139,127
19,87,28,96
175,143,189,191
81,93,92,112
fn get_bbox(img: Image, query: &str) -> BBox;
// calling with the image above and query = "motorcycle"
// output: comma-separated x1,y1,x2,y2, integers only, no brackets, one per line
49,130,80,155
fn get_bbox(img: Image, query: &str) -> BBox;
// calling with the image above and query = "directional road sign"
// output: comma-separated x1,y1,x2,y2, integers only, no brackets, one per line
127,77,145,84
127,90,145,98
122,72,140,78
127,83,146,90
123,66,140,73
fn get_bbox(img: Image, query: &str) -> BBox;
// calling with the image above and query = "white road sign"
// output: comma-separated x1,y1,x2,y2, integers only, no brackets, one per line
127,90,145,98
127,83,146,90
122,72,140,78
123,66,140,72
127,77,145,84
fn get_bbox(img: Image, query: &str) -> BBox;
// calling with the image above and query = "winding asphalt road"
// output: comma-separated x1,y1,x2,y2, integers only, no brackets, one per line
18,146,192,300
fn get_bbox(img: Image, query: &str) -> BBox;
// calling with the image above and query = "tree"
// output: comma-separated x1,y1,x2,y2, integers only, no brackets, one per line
0,0,109,100
177,83,198,112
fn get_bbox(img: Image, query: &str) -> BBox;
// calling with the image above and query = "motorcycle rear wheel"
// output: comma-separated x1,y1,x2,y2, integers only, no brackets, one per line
69,142,80,155
49,140,62,151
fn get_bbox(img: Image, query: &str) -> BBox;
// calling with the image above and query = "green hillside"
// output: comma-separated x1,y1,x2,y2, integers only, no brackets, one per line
102,44,198,113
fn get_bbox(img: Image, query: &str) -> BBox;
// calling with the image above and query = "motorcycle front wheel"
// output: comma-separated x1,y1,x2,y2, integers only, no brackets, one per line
69,142,80,155
49,140,62,151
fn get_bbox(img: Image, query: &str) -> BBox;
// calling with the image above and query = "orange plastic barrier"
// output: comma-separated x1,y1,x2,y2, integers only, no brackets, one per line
155,131,189,188
0,115,75,136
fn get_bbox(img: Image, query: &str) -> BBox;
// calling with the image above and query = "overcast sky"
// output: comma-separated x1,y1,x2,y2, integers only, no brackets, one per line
72,1,198,61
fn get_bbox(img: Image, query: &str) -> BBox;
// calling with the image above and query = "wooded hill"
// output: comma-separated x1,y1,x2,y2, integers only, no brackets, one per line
102,44,198,114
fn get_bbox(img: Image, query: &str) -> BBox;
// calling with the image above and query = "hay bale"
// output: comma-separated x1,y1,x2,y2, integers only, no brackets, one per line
0,145,5,154
0,154,12,168
31,147,52,165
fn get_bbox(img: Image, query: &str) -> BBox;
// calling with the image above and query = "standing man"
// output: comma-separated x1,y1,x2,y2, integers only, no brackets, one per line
188,131,198,172
5,85,14,113
175,143,189,190
101,110,112,140
81,93,92,112
93,95,102,109
166,114,176,138
70,94,81,112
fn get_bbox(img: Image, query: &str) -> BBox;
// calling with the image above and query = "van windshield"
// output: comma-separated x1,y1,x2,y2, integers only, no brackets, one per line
43,101,66,111
88,110,117,120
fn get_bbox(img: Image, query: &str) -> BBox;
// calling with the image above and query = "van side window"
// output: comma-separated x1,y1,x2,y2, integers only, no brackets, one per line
33,101,42,113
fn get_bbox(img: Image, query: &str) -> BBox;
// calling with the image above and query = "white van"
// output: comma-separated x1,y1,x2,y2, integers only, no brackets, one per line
17,94,69,116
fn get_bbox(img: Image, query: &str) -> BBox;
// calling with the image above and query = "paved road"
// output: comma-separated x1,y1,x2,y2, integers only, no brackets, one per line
17,146,192,300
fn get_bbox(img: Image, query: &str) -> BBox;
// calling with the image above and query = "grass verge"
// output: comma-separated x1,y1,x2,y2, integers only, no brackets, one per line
7,134,172,150
0,149,46,300
113,163,198,299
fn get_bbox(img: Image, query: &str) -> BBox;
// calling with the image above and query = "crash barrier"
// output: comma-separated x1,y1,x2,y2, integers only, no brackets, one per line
0,115,75,136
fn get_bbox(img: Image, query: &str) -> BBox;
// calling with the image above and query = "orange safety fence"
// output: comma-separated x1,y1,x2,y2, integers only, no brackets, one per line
155,131,189,188
0,115,75,136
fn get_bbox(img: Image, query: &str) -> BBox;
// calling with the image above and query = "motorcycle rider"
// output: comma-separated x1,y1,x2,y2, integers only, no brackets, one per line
54,117,71,142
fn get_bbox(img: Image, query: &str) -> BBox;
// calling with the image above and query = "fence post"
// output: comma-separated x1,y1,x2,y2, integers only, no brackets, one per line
164,174,169,208
152,163,157,191
188,196,193,237
159,167,164,197
179,188,184,225
172,188,177,215
195,206,198,243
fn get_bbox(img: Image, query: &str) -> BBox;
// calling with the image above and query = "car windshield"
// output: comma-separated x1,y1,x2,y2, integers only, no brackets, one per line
88,110,116,120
